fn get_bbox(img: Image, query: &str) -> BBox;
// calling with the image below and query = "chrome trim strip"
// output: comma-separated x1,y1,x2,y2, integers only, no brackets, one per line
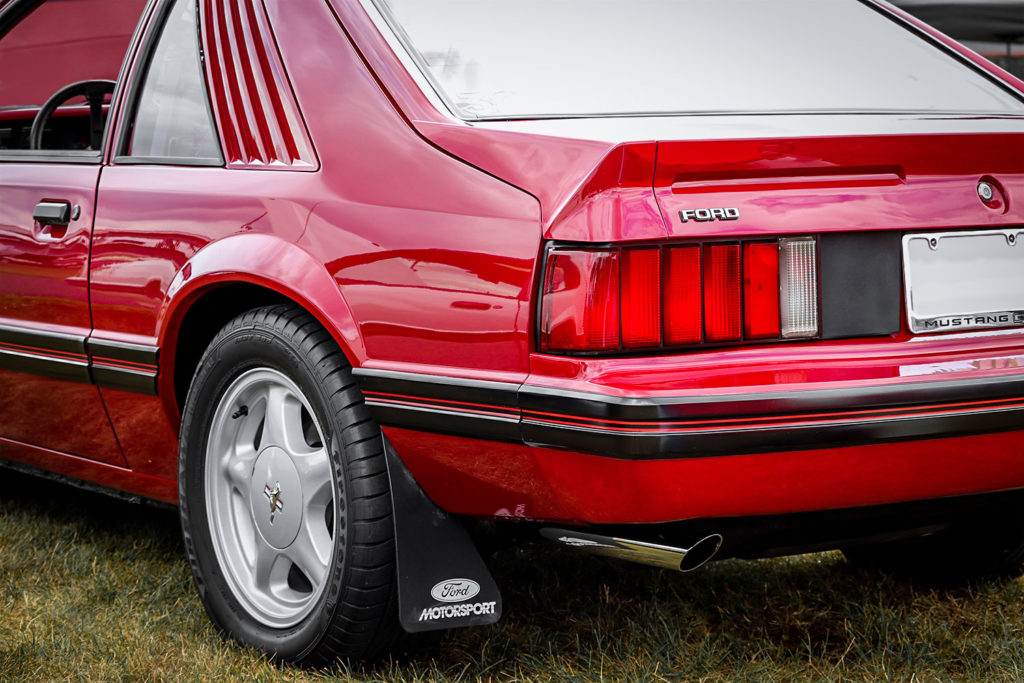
471,113,1024,144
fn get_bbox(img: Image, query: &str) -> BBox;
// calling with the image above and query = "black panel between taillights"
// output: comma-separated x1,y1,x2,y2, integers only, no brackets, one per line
818,231,903,340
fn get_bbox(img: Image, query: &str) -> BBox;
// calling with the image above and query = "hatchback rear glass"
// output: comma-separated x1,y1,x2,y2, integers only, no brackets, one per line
367,0,1024,120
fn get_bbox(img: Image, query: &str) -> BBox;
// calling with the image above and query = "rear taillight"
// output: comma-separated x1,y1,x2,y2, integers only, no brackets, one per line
703,244,742,343
541,250,619,351
743,242,781,339
540,237,818,353
779,237,819,339
621,248,662,348
663,246,702,346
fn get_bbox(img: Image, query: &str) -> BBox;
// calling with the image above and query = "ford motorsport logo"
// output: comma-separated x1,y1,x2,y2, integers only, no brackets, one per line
679,208,740,223
419,578,495,623
418,601,498,623
914,311,1024,333
430,578,480,603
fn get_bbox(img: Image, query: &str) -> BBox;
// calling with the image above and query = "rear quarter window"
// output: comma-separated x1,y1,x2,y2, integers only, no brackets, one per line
126,0,221,162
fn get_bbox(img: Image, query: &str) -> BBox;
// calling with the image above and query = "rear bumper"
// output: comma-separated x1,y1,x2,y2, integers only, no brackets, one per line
356,367,1024,459
382,424,1024,525
519,374,1024,459
357,365,1024,524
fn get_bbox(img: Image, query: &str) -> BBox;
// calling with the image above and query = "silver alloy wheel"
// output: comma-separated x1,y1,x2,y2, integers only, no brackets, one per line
204,367,337,629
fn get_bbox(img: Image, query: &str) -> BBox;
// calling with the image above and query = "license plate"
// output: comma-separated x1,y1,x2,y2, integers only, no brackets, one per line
903,229,1024,334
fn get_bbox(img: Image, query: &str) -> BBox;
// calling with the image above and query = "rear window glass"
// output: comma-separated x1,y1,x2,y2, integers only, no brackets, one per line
370,0,1024,119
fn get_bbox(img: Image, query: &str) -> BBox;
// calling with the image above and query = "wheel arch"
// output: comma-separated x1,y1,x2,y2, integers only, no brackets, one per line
157,233,366,419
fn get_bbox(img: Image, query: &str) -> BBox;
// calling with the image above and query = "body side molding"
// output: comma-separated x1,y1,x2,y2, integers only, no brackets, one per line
6,333,1024,459
86,338,159,395
0,322,159,395
0,323,90,383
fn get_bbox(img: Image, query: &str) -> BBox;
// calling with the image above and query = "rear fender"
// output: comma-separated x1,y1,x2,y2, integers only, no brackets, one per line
157,233,364,409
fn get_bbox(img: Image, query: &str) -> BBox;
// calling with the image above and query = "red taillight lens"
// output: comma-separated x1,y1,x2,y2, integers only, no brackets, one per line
539,237,817,353
541,249,619,352
703,244,742,342
743,242,781,339
621,248,662,348
664,246,702,345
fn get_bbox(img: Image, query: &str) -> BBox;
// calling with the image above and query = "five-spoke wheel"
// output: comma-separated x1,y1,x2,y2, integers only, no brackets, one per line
205,368,336,628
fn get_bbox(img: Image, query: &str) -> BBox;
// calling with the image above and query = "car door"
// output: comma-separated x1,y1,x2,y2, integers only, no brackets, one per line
0,0,148,465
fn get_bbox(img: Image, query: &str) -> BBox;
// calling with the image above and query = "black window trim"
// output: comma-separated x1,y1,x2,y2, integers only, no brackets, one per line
112,0,224,168
0,0,156,164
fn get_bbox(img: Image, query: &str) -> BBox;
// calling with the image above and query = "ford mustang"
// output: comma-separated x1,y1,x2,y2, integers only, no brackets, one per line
2,0,1024,665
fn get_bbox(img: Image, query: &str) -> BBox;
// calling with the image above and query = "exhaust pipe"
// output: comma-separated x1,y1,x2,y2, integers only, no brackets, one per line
540,528,722,572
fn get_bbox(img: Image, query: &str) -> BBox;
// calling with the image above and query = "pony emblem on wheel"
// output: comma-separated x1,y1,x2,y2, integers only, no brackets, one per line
263,482,284,524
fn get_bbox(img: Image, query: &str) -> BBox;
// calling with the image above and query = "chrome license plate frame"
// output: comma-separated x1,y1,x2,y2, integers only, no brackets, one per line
903,228,1024,335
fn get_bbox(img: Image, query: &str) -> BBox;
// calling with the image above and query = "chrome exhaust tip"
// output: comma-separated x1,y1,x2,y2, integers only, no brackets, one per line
540,528,723,573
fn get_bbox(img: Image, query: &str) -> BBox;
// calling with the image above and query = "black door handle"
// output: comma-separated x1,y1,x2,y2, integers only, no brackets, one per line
33,201,72,227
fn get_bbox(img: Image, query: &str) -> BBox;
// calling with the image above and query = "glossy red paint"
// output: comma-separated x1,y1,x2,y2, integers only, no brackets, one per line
93,0,540,374
654,134,1024,240
99,389,179,485
0,163,127,465
1,0,1024,535
0,376,126,467
80,0,538,480
0,165,96,330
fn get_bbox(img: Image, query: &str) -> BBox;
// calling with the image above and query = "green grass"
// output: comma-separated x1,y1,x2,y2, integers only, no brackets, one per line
3,469,1024,682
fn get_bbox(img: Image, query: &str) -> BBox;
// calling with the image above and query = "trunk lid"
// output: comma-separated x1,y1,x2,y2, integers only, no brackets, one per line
418,115,1024,243
653,131,1024,241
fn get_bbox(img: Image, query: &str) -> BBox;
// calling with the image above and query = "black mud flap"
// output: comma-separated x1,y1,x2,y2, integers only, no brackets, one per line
383,437,502,633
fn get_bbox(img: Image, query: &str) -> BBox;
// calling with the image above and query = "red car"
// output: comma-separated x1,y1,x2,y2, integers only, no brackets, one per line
3,0,1024,665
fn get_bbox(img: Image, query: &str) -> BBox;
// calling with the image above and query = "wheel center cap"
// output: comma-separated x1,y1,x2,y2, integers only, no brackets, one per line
250,446,302,549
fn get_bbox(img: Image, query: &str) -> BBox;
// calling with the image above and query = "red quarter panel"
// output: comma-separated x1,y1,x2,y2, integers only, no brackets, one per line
91,0,541,478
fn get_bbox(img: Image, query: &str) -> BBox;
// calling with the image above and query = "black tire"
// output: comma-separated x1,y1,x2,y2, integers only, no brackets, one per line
178,304,405,665
843,522,1024,586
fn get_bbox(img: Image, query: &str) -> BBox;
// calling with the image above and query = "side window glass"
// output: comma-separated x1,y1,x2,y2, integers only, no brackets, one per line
0,0,148,152
127,0,221,163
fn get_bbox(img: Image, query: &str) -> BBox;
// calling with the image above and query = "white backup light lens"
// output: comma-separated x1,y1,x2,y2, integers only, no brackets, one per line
779,237,819,339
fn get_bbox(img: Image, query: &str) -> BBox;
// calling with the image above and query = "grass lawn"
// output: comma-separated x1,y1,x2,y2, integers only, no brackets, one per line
2,468,1024,682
